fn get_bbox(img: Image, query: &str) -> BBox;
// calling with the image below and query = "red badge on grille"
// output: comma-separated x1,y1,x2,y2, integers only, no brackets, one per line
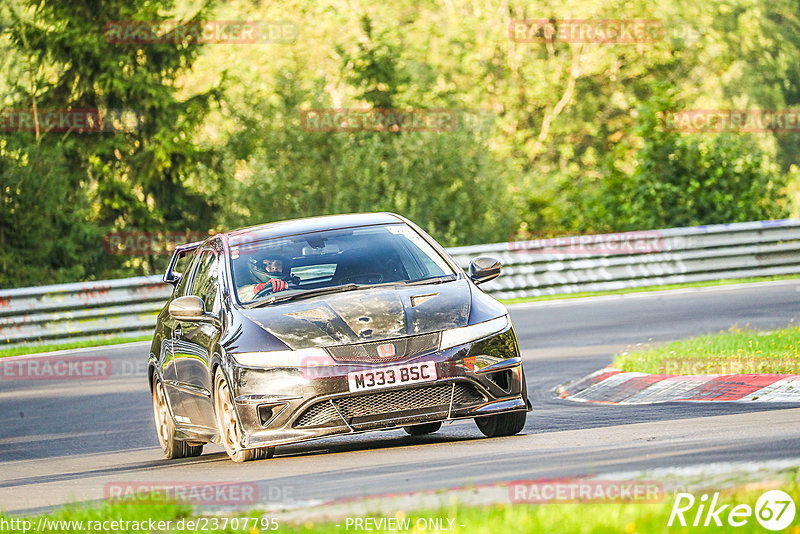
377,343,396,358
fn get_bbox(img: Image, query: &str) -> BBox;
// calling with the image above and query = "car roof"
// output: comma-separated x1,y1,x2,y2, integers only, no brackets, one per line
219,212,405,244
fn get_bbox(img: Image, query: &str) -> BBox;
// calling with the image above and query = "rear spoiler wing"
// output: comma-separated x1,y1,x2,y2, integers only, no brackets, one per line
163,241,203,285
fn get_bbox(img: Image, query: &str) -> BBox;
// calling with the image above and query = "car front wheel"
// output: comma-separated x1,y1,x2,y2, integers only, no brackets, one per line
213,368,273,463
474,411,527,437
151,376,203,459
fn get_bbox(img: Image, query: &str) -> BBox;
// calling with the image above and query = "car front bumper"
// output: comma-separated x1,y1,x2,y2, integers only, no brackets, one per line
226,326,530,448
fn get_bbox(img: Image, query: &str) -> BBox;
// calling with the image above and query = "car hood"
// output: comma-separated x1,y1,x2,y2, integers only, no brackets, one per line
240,279,471,349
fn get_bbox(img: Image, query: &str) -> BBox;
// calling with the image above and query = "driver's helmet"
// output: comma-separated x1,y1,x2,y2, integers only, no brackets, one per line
248,254,289,284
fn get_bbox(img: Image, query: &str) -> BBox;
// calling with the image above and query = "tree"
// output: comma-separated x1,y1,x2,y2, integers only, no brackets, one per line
1,0,226,285
583,87,788,231
0,140,101,286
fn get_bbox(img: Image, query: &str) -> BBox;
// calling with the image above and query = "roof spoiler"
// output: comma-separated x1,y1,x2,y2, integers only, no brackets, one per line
163,241,203,285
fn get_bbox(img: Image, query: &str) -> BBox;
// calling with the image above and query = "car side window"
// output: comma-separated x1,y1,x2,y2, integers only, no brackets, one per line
175,251,201,297
191,250,220,313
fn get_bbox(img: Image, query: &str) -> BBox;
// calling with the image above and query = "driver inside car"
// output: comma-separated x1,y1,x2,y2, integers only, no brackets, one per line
237,255,293,302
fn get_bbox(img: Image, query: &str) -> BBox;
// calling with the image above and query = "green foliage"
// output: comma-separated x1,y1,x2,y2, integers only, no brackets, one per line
0,138,102,286
1,0,799,287
1,0,225,285
226,70,515,246
335,15,410,109
579,87,789,231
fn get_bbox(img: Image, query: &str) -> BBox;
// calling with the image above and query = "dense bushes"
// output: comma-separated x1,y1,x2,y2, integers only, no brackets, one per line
0,0,797,287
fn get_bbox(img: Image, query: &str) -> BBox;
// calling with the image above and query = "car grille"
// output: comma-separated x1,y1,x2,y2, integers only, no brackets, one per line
294,402,341,428
325,332,440,363
293,382,485,428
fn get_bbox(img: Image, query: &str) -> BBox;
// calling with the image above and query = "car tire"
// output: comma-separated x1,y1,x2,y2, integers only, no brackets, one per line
474,411,527,437
151,376,204,459
214,368,274,463
404,422,442,435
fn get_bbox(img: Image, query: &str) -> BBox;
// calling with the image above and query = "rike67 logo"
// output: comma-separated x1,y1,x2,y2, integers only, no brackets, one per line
668,490,796,531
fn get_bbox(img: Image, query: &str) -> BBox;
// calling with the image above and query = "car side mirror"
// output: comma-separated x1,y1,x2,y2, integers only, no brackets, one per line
169,296,215,323
469,256,502,285
164,272,182,285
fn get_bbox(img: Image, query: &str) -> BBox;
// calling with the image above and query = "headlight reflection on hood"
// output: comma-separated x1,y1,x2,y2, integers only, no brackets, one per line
231,347,333,368
439,315,510,350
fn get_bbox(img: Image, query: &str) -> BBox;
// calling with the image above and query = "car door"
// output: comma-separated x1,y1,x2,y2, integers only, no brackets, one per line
170,246,222,429
161,251,202,405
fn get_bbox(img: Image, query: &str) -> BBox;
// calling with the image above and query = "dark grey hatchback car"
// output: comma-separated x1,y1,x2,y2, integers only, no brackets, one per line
148,213,530,462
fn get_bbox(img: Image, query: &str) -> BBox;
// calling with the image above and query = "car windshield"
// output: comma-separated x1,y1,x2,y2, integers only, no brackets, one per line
230,224,457,306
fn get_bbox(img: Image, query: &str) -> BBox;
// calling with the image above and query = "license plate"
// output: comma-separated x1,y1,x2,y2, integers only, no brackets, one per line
347,361,437,392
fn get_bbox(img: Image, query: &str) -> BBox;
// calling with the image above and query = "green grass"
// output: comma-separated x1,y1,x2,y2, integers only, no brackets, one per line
499,274,800,304
2,479,798,533
0,335,152,359
614,325,800,375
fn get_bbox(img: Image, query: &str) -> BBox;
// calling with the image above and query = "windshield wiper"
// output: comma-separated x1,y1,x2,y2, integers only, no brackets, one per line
247,283,360,308
401,274,458,286
339,275,458,290
246,276,457,308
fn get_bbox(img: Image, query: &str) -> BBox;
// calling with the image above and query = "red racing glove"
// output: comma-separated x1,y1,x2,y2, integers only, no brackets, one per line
253,278,288,297
269,278,288,292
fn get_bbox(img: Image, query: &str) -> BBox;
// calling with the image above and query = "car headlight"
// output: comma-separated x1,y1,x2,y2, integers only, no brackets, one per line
439,315,510,350
231,347,333,368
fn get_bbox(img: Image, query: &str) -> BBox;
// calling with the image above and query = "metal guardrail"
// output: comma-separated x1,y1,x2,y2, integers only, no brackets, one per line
0,276,170,348
2,219,800,348
449,219,800,299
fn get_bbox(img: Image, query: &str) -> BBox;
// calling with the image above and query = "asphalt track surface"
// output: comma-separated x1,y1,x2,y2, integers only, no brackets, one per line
1,280,799,514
